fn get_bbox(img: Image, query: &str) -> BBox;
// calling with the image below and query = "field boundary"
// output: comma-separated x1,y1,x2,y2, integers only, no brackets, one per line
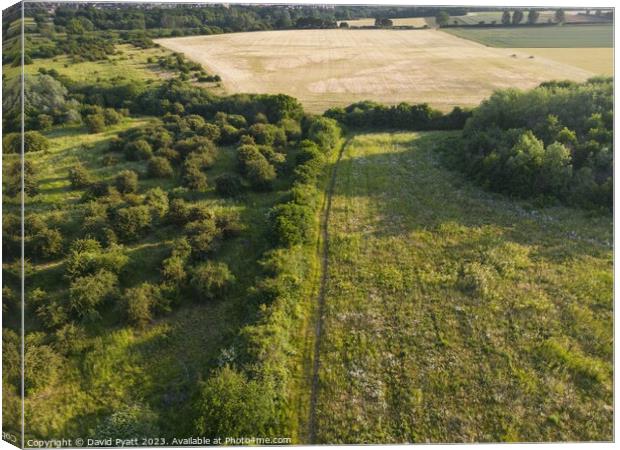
308,136,350,443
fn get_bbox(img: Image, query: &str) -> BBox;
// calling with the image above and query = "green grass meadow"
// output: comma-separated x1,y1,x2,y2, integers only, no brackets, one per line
3,43,172,82
442,24,613,47
314,132,612,443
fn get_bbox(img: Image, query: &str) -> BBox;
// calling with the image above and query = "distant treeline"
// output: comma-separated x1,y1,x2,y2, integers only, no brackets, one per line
325,101,472,132
17,4,470,34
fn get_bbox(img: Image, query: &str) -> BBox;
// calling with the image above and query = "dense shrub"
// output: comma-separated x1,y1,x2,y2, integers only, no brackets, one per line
245,157,276,190
4,160,38,197
83,181,111,200
269,203,314,247
190,261,235,301
183,163,208,191
161,255,187,286
195,365,273,438
147,156,174,178
120,282,165,327
32,227,64,259
113,205,152,240
215,173,244,197
236,143,277,190
115,170,139,194
445,78,613,209
184,218,222,257
24,333,62,395
144,187,169,219
307,116,341,152
103,108,123,126
125,139,153,160
279,118,302,141
219,124,240,145
248,123,287,146
95,404,160,439
4,131,50,153
36,114,54,130
69,269,118,320
85,113,106,133
167,198,191,225
68,163,93,189
65,239,128,280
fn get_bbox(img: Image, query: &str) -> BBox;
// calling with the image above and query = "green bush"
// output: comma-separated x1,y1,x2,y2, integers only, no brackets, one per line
4,131,50,153
144,187,169,219
120,283,165,327
147,156,174,178
190,261,235,300
85,113,106,133
24,333,62,395
167,198,191,225
219,124,240,145
245,157,276,190
37,114,54,130
4,160,38,197
184,218,222,257
307,116,341,152
269,202,314,247
24,131,50,153
103,108,122,126
125,139,153,161
69,269,118,320
68,164,93,189
33,227,64,259
278,118,302,141
183,164,208,191
115,170,139,194
195,365,273,438
95,404,160,440
65,239,128,280
215,173,244,197
453,78,613,209
161,255,187,286
248,123,287,146
114,205,152,240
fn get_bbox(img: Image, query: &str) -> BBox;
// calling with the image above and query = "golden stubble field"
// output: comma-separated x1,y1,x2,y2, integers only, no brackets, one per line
156,29,601,112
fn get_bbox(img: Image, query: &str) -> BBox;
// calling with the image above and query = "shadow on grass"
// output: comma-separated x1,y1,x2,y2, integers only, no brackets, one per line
327,131,611,262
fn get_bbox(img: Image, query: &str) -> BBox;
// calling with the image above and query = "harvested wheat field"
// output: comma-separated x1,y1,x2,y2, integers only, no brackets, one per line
337,17,431,27
156,29,599,113
515,48,613,76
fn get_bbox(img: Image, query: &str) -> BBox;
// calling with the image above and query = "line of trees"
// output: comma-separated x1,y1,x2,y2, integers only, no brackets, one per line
325,100,471,131
19,4,469,34
194,115,342,440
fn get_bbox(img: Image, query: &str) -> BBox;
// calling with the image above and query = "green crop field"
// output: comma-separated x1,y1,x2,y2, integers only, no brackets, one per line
442,24,613,47
313,132,612,443
450,11,611,26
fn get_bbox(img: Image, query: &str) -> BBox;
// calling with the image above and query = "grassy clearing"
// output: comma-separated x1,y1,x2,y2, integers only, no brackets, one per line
156,30,596,113
4,44,172,82
442,24,613,48
314,132,612,443
28,118,155,208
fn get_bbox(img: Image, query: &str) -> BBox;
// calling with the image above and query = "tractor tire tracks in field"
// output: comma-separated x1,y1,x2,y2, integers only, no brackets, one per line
308,137,350,444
